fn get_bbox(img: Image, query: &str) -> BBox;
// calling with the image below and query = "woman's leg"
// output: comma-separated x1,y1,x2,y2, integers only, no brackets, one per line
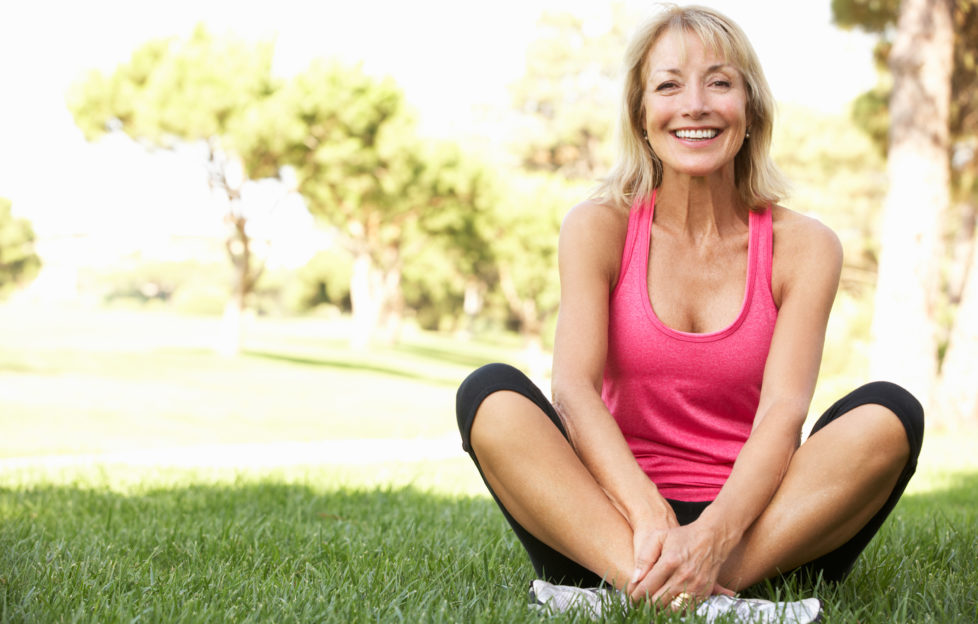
457,363,635,587
718,381,924,589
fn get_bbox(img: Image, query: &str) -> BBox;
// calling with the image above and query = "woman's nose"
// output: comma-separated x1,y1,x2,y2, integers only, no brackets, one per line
681,85,709,117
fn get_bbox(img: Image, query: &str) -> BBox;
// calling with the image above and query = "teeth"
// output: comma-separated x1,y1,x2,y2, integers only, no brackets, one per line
675,128,718,140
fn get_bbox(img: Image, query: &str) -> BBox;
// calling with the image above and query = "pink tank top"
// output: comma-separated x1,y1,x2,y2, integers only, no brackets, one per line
601,192,777,501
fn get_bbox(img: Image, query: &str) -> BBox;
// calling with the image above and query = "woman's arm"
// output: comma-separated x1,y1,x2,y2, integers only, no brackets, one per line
703,212,843,544
630,209,844,602
551,201,679,578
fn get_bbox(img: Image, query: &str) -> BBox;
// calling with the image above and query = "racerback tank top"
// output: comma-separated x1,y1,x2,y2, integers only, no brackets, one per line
601,192,778,501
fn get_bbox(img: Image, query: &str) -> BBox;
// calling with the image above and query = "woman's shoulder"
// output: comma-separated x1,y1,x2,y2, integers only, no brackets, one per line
769,204,841,258
559,198,631,284
560,198,631,252
769,204,842,301
562,198,630,233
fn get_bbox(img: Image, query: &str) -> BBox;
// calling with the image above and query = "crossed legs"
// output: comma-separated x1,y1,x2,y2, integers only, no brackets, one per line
456,364,924,592
471,388,636,587
718,401,912,588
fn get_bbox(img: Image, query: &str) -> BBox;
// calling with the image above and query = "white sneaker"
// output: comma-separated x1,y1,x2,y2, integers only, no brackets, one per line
692,594,822,623
528,579,822,623
528,579,627,618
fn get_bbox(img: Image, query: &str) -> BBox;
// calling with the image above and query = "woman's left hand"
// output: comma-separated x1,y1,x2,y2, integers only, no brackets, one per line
626,521,735,608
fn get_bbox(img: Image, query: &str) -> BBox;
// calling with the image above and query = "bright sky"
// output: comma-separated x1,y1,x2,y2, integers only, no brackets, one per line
0,0,877,271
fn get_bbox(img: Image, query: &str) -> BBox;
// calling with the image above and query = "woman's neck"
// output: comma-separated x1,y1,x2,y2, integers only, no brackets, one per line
654,170,745,242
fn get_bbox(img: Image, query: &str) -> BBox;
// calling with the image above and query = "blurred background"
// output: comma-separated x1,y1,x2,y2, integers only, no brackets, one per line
0,0,975,463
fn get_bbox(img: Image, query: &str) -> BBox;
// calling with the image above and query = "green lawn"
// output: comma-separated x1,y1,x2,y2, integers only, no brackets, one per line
1,304,976,622
0,303,526,457
2,455,975,623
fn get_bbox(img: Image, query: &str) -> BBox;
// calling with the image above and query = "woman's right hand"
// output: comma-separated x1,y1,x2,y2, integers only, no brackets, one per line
626,499,679,594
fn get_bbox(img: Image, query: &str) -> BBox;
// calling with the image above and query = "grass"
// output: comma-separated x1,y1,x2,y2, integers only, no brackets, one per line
2,458,976,623
1,303,976,622
0,303,526,456
0,462,523,624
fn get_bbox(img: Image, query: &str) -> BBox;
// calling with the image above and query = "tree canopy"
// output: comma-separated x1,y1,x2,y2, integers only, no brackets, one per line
235,60,497,346
509,6,633,180
68,26,282,354
68,29,500,349
70,25,277,148
0,197,41,300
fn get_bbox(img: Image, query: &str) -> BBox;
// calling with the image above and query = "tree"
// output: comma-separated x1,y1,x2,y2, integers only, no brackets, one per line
475,175,578,379
834,0,978,163
509,5,634,180
771,105,888,297
0,197,41,299
870,0,953,411
236,61,495,348
68,26,282,355
834,0,977,425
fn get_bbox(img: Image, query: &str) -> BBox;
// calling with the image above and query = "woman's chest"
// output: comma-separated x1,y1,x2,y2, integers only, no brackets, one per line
646,233,749,334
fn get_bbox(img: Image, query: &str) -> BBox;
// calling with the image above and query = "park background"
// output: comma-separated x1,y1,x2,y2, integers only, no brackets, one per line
1,0,976,622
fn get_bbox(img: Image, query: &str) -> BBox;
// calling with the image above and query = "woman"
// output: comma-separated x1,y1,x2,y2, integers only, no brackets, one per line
456,4,923,611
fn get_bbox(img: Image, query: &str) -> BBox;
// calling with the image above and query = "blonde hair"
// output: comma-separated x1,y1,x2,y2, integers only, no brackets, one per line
593,4,788,211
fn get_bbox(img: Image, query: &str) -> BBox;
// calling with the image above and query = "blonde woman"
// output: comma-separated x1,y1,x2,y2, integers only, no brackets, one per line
456,4,922,615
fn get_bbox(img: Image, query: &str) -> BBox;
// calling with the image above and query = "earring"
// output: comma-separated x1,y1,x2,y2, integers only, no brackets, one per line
745,129,751,139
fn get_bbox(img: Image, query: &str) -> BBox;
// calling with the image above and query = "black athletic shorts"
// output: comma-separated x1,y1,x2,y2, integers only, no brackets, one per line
456,363,924,586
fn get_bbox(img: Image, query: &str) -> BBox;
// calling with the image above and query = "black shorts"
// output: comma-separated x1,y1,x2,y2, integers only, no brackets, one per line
456,363,924,586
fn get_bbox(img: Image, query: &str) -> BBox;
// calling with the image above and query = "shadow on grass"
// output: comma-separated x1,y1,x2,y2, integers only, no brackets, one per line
394,342,514,371
243,349,465,386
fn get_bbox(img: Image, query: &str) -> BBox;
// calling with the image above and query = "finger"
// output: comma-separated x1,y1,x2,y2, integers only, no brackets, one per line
650,579,684,608
630,552,658,586
649,568,713,609
629,556,676,602
629,534,664,587
666,591,696,613
712,582,735,597
649,579,695,613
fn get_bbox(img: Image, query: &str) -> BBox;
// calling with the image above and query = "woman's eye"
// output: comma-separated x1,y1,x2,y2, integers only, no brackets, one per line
655,81,678,91
711,80,731,88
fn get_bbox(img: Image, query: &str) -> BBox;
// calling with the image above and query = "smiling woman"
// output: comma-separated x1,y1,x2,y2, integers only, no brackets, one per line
596,4,787,213
454,4,923,619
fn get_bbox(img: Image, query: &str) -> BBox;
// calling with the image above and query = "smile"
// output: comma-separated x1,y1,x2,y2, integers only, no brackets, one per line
673,128,719,140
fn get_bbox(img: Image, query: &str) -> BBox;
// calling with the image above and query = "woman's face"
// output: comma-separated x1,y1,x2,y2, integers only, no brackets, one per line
642,29,749,183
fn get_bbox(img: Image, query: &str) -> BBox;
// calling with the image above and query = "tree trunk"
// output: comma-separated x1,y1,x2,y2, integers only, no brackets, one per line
498,264,548,382
868,0,953,414
218,295,244,357
208,142,262,358
348,243,406,349
217,214,261,357
379,259,404,346
349,250,383,350
935,220,978,428
459,280,485,338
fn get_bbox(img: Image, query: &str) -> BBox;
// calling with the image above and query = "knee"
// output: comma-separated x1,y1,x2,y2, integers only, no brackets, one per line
457,363,527,403
858,381,924,421
858,381,925,459
456,363,533,452
456,363,529,424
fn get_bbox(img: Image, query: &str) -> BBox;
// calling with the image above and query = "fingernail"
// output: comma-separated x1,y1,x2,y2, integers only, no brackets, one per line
630,568,642,584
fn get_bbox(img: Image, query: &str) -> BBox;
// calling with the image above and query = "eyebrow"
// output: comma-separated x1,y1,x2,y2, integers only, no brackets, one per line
651,63,733,77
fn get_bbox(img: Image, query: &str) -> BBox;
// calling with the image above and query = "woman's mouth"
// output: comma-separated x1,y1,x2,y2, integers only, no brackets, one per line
673,128,720,141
